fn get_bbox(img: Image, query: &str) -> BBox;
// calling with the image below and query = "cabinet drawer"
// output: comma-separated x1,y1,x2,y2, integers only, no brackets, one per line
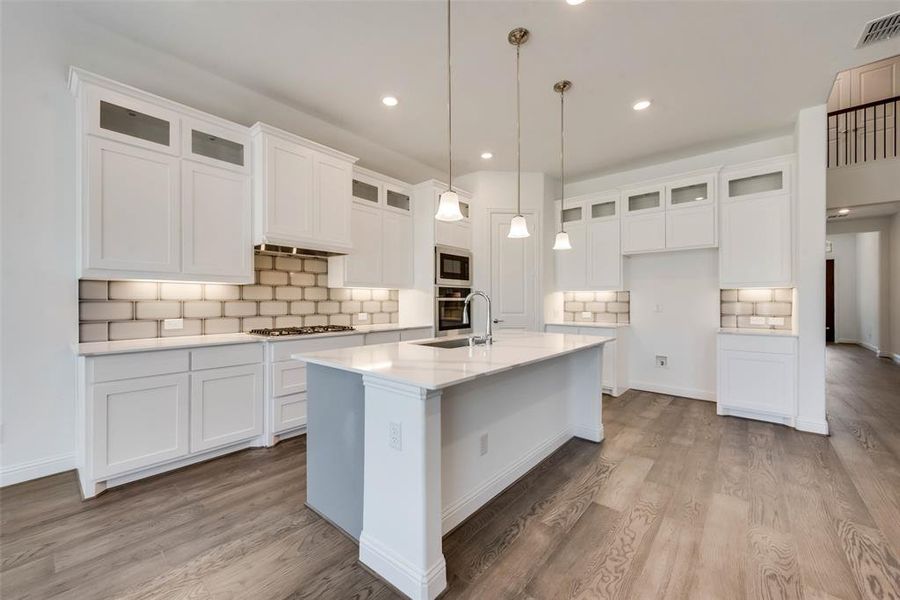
92,350,189,383
275,392,308,433
191,344,263,371
718,333,797,355
271,361,307,397
365,331,402,345
400,327,433,341
271,334,366,361
577,327,618,338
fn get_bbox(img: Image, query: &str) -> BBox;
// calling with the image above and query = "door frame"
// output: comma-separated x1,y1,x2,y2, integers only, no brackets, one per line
825,258,835,343
487,209,541,332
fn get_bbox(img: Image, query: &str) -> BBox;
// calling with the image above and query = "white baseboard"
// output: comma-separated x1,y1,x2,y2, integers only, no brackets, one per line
835,338,859,344
359,532,447,600
0,453,75,487
859,341,880,354
893,354,900,365
629,380,715,402
795,418,830,435
440,428,571,535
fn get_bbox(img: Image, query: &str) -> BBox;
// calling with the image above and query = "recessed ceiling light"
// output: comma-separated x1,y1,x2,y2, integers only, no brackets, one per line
566,0,586,5
838,208,850,215
633,99,651,111
481,152,493,159
381,96,399,107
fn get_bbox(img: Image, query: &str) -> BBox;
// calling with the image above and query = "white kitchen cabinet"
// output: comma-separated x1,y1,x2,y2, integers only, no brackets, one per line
664,174,717,250
432,188,473,251
84,136,181,276
400,327,434,341
251,122,358,254
554,194,622,291
91,373,190,479
181,160,253,280
622,211,666,254
190,363,263,453
71,68,254,283
717,333,797,426
329,167,414,289
554,201,588,290
719,158,793,287
544,324,629,396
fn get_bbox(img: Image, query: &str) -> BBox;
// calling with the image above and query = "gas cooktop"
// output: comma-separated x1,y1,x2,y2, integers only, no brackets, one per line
249,325,356,337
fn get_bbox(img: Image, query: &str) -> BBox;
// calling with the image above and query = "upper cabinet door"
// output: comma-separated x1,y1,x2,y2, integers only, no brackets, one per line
181,160,253,282
622,185,665,215
555,221,587,290
381,211,414,288
666,174,716,210
181,117,249,173
384,184,412,214
720,192,792,287
621,211,666,254
345,203,383,287
316,154,353,249
86,87,180,155
588,218,622,290
264,135,315,243
85,136,180,275
724,165,789,201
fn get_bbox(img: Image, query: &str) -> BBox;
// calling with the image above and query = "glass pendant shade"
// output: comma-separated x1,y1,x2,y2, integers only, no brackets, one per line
507,214,530,238
435,189,464,221
553,230,572,250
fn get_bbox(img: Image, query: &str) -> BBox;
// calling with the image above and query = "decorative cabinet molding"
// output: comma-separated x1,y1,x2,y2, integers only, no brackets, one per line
328,167,414,289
719,157,794,288
70,67,253,284
250,122,357,254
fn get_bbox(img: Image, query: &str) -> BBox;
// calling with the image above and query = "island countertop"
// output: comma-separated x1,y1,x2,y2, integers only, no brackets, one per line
293,331,611,391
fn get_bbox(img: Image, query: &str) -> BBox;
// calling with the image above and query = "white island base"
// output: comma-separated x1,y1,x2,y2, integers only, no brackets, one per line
296,332,608,600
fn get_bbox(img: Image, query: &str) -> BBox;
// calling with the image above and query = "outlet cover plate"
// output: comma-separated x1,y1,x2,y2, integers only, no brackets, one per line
163,318,184,330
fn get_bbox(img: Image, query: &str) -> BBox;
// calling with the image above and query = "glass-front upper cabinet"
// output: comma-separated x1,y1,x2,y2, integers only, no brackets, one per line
665,174,716,209
723,160,791,201
385,185,412,212
589,197,618,220
181,117,249,173
86,87,180,155
622,185,665,214
352,175,380,204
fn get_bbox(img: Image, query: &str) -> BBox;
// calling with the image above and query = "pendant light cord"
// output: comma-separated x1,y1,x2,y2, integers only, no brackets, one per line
446,0,452,193
516,42,521,217
560,88,565,233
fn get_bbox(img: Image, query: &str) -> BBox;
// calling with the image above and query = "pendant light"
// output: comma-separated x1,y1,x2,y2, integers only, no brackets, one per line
434,0,464,222
552,80,573,250
507,27,530,238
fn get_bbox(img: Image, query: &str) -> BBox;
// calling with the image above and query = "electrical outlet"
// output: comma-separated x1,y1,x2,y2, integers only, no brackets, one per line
581,311,592,319
749,316,766,326
655,355,668,368
389,422,402,451
163,318,184,330
480,433,489,456
357,312,369,322
767,317,785,326
654,304,663,313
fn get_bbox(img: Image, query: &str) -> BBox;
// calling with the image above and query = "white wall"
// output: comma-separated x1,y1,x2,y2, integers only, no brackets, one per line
892,212,900,361
825,233,860,343
856,232,882,351
0,3,440,484
626,249,720,400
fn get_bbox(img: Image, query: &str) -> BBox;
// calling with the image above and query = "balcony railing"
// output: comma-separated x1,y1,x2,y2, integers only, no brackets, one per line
827,95,898,168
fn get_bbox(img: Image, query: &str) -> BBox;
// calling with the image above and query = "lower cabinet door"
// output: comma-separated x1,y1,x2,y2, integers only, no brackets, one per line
92,373,190,478
718,349,796,417
275,392,308,433
190,364,263,452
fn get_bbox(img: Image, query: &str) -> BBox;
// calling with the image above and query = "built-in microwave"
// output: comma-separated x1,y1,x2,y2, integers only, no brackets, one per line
435,245,472,286
435,286,472,336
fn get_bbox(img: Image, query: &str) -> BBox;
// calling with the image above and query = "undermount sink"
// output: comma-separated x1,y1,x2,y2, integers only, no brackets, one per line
414,338,474,349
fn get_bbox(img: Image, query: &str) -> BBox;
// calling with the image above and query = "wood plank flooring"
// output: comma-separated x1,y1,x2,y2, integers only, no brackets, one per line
2,343,899,599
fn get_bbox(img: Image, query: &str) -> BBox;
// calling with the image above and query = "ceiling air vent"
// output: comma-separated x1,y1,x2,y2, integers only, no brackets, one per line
856,10,900,48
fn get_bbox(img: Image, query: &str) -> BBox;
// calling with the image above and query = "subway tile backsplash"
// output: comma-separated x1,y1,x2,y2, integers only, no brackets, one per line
562,291,631,324
78,254,400,342
720,288,793,330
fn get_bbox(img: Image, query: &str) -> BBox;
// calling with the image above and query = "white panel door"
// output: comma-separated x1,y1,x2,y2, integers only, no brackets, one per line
86,136,180,274
621,212,666,254
381,211,413,288
181,160,252,280
316,154,353,249
490,212,536,330
720,193,792,287
190,364,263,452
587,219,622,290
665,203,716,250
345,203,383,287
264,135,315,243
92,373,190,478
555,222,587,290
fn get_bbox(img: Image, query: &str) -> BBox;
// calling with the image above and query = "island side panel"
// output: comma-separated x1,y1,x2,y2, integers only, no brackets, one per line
359,377,446,600
306,364,366,540
439,346,604,535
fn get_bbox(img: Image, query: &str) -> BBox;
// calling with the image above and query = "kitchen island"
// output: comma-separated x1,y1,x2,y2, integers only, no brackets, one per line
294,330,610,600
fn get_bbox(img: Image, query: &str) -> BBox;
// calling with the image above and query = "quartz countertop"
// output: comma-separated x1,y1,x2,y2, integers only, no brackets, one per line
76,324,433,356
545,322,630,328
293,331,612,391
718,328,798,338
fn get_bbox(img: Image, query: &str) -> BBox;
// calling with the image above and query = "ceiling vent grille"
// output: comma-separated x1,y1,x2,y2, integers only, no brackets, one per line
857,10,900,48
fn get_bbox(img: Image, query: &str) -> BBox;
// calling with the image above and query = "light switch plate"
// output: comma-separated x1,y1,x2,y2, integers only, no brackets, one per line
163,318,184,330
749,316,766,326
357,312,369,321
767,317,785,326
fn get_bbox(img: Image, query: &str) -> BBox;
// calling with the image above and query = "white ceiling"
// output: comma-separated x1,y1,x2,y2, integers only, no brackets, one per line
66,0,900,182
